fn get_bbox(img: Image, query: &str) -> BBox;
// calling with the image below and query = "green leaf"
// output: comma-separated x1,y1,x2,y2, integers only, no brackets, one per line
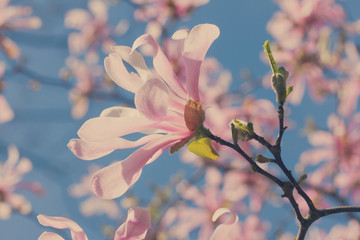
188,137,219,160
263,40,278,74
286,86,294,97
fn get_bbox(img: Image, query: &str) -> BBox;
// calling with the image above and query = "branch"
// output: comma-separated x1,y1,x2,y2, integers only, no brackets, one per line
321,206,360,217
206,130,284,187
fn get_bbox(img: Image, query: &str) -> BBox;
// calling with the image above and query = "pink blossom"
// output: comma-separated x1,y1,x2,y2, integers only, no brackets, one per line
164,168,245,239
298,114,360,201
162,167,269,239
0,145,43,219
68,165,120,219
0,0,41,58
68,24,220,199
37,207,151,240
65,0,128,63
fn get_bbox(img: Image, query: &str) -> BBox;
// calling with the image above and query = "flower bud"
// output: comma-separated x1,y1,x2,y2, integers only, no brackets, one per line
271,66,289,103
231,119,254,142
184,100,205,131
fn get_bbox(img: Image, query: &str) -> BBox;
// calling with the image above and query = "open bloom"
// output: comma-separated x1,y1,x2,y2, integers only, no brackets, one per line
38,207,151,240
68,24,220,199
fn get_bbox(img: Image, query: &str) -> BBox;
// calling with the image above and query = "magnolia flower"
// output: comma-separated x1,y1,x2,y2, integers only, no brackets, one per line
65,0,128,63
0,0,41,58
68,165,120,219
37,207,151,240
0,62,14,123
0,145,43,219
68,24,220,199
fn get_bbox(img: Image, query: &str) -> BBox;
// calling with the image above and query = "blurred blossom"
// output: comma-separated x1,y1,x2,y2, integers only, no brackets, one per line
65,0,128,63
267,0,345,50
0,145,43,219
161,167,269,239
0,0,41,59
68,164,120,219
306,220,360,240
0,62,14,123
62,57,105,119
68,24,220,200
337,42,360,117
37,207,151,239
298,114,360,202
133,0,209,39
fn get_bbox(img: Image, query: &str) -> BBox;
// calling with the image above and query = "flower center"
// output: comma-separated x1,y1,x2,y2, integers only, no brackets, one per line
184,100,205,131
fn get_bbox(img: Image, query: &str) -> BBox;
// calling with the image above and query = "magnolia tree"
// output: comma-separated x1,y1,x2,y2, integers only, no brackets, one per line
1,0,360,239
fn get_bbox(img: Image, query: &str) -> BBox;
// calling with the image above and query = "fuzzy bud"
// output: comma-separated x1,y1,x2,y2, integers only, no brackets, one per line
231,119,254,142
271,66,289,103
184,100,205,131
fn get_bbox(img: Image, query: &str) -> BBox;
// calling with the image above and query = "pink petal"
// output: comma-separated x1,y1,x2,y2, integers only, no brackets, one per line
104,52,144,93
77,115,152,141
172,29,189,40
182,24,220,61
132,34,187,99
308,131,334,147
38,232,65,240
71,96,89,120
64,9,91,29
91,134,180,199
68,33,86,54
0,94,14,123
114,207,151,240
0,37,20,59
135,78,169,120
210,208,239,240
68,135,159,160
88,0,107,21
183,57,202,101
37,215,88,240
182,24,219,101
110,46,156,81
299,148,333,167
